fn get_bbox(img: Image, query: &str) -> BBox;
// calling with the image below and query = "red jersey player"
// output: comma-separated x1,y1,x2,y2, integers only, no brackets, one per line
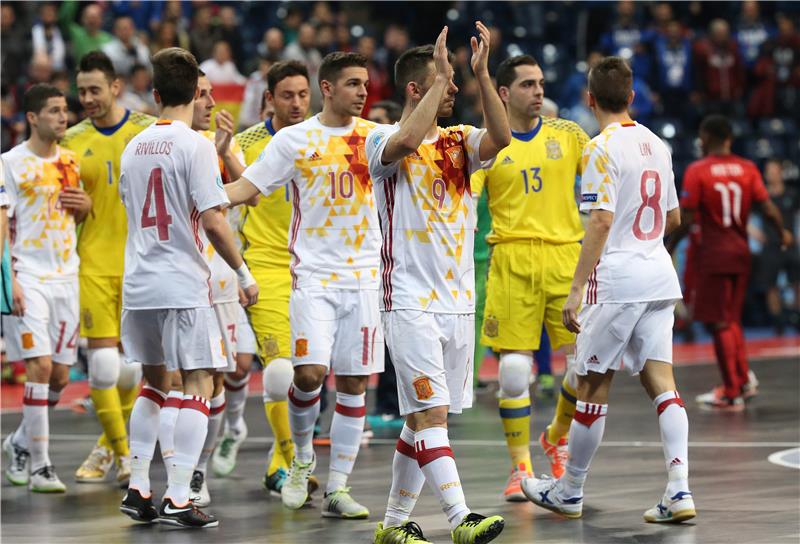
670,115,791,411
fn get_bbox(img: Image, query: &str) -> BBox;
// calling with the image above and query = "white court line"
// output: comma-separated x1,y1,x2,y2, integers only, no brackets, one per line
41,434,800,449
768,447,800,469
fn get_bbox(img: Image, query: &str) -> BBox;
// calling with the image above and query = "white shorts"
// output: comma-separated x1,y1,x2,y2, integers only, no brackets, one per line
2,276,79,365
290,289,384,376
214,302,258,371
121,307,228,372
383,310,475,416
575,299,676,376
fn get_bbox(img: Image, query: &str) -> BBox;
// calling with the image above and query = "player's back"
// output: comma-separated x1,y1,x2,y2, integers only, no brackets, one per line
580,122,681,303
119,119,227,309
680,154,767,273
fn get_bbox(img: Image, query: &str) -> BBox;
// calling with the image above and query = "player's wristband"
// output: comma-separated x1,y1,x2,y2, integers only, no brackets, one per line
235,263,256,289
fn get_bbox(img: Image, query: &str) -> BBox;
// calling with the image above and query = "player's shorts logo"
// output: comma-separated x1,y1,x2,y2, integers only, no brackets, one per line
412,376,434,400
484,316,499,338
262,335,280,359
587,354,600,365
445,146,464,170
82,308,94,330
546,138,563,160
295,338,309,357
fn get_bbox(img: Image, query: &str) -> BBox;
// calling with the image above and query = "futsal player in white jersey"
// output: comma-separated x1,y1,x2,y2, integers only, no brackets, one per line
117,48,258,529
522,56,696,524
225,52,383,519
2,84,91,493
367,24,511,544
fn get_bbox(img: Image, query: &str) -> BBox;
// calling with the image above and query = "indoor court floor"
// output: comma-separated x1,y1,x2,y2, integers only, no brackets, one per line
2,354,798,544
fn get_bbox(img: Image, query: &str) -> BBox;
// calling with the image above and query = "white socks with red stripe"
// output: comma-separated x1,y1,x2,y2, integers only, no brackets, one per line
562,401,608,498
384,424,426,528
224,372,249,436
196,392,225,475
654,391,690,496
288,383,321,463
129,385,166,496
327,392,366,493
415,426,469,530
23,383,50,472
166,395,210,505
158,390,183,467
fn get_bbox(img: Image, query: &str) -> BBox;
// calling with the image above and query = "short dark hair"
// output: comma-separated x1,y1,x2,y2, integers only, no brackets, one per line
495,55,539,90
24,84,63,114
268,60,309,94
130,63,148,76
78,50,117,83
394,45,454,94
587,56,632,113
318,51,367,86
371,100,402,122
699,114,733,146
152,47,198,107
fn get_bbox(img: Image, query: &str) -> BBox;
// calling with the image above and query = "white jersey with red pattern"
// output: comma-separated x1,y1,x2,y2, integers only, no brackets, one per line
579,121,681,304
367,123,488,313
241,114,380,290
120,119,229,310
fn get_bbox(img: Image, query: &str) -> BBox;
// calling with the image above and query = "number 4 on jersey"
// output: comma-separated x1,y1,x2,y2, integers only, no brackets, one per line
141,167,173,241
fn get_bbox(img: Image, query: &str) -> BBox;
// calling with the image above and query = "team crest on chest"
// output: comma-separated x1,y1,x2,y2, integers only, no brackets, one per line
445,146,465,169
412,376,434,400
545,137,563,160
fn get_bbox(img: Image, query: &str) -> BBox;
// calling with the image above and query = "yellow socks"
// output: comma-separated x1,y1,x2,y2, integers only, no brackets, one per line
265,400,293,474
118,382,141,423
499,396,533,473
90,387,129,457
547,377,577,444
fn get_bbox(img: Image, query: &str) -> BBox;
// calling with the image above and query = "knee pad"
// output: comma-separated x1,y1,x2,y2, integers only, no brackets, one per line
262,357,293,402
87,348,121,390
498,352,533,399
117,361,142,390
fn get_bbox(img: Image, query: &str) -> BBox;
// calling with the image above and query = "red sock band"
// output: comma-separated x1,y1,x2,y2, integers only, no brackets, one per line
164,396,182,409
181,396,210,416
138,386,166,407
396,438,416,459
657,395,685,415
335,403,366,417
288,385,320,408
415,442,454,468
574,402,607,427
210,402,226,416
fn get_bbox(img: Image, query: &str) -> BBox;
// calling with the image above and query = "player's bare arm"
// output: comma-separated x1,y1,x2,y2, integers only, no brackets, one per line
665,207,681,236
757,198,793,249
665,207,694,254
225,176,261,207
10,269,25,317
58,185,93,223
563,209,613,333
201,206,258,306
214,110,246,181
380,26,452,164
472,20,511,161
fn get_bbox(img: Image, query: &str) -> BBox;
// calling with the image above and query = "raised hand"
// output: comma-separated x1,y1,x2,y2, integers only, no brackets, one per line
215,110,235,156
470,20,491,78
433,26,454,81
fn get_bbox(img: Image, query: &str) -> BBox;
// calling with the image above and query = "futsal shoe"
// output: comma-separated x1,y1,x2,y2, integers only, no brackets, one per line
116,455,131,487
539,429,568,479
29,465,66,493
189,470,211,507
521,475,583,519
643,491,696,523
3,434,30,486
503,464,532,502
282,455,316,509
212,423,248,477
264,467,287,496
322,487,369,519
75,443,114,482
696,388,745,412
742,370,759,400
120,488,159,522
451,513,505,544
157,497,219,528
373,521,433,543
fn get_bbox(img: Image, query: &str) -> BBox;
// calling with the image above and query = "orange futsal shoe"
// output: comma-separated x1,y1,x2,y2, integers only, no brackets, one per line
503,464,533,502
539,430,569,479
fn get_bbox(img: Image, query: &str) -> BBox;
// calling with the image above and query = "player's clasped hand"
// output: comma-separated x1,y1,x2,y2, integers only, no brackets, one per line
58,186,92,216
562,288,582,334
240,284,259,308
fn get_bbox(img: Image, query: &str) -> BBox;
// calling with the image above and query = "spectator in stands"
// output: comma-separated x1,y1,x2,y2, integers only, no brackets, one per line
2,4,31,86
600,0,652,82
217,5,246,72
560,51,603,112
757,159,800,334
151,19,189,54
102,16,152,76
376,24,410,96
189,4,220,62
32,3,66,72
736,1,775,69
240,57,274,128
257,27,285,60
28,52,54,88
335,24,354,52
281,5,304,45
653,20,694,116
59,2,113,64
310,1,336,26
110,0,164,33
316,23,337,56
359,35,391,114
747,14,800,119
163,0,190,34
127,64,157,115
51,72,82,125
284,23,323,110
694,18,745,114
200,40,247,85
